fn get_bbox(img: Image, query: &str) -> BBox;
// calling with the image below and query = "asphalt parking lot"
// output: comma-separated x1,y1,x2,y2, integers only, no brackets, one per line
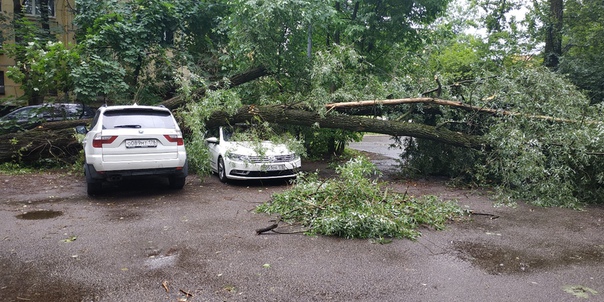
1,136,603,301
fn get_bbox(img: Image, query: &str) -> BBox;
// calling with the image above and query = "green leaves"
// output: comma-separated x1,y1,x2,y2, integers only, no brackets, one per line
256,156,466,239
72,53,129,103
401,66,604,208
562,285,599,299
6,41,80,102
74,0,205,103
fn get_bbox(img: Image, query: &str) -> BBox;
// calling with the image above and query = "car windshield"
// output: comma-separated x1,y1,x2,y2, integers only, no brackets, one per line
223,125,272,142
102,109,175,129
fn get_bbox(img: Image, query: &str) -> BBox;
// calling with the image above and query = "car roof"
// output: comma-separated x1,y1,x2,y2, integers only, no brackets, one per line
100,104,170,112
6,103,88,113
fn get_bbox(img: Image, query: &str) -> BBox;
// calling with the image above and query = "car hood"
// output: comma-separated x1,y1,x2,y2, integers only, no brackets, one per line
223,141,293,156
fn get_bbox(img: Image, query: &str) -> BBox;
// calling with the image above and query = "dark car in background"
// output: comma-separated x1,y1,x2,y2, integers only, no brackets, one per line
0,103,95,134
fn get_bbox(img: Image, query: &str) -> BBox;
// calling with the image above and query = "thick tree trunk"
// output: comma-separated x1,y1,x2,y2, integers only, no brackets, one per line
544,0,564,69
325,98,589,123
0,128,82,163
206,105,487,150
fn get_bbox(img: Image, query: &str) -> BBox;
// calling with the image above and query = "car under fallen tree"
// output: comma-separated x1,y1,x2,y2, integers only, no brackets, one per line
205,125,301,182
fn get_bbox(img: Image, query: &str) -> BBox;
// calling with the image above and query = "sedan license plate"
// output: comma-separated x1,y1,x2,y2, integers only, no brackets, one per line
126,139,158,148
266,164,285,171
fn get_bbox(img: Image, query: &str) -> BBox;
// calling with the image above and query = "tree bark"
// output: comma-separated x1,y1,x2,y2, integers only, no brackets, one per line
544,0,564,69
325,97,592,124
0,128,82,163
205,105,487,150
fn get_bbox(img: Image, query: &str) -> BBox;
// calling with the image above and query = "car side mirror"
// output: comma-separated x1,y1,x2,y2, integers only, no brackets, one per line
206,137,218,144
75,125,88,134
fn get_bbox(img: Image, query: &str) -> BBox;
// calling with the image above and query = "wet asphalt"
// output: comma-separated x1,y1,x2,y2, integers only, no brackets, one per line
1,135,603,301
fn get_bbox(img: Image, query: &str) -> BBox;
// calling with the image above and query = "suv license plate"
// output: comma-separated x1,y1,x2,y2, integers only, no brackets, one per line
126,139,158,148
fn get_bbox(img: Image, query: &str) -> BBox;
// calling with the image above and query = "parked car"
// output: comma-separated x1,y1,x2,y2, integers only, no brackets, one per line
205,125,301,182
0,103,95,134
79,104,188,195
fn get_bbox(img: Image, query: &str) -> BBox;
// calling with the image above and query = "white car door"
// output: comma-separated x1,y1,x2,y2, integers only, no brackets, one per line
205,127,222,172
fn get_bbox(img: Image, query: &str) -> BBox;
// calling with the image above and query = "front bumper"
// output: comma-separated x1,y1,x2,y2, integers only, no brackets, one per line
225,159,301,180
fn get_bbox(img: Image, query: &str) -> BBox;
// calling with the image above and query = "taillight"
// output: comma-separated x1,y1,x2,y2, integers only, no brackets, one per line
92,135,117,148
164,134,184,146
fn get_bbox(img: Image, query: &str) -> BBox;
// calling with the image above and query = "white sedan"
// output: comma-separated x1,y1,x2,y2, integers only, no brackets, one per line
206,126,301,182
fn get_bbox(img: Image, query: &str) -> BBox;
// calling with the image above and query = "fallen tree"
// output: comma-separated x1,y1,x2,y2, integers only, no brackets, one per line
326,97,595,124
0,68,591,168
0,127,82,164
206,105,487,149
4,90,600,163
0,103,487,163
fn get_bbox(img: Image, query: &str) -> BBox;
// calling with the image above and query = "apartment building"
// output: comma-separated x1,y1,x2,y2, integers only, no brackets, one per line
0,0,76,101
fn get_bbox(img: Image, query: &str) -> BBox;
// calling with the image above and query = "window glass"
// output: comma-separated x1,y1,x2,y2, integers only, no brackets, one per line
224,125,272,141
102,109,175,129
0,71,4,95
24,0,55,17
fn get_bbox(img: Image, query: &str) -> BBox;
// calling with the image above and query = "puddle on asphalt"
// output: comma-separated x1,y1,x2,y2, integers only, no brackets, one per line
16,210,63,220
454,241,604,275
1,258,97,301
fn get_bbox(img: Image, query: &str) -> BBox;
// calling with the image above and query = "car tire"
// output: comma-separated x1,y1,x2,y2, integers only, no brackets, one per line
87,180,102,196
169,176,186,189
218,157,228,183
85,163,102,196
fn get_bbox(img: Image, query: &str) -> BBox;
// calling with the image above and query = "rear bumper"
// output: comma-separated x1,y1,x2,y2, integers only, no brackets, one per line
86,162,188,182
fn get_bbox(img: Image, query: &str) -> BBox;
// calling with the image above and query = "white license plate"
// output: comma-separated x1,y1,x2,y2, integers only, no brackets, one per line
126,139,158,148
266,164,286,171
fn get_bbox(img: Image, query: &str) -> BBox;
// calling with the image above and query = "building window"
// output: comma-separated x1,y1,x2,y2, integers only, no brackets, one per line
0,71,5,95
24,0,55,17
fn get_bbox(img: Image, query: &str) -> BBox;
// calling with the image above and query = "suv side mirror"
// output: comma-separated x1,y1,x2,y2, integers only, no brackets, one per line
206,137,218,144
75,125,88,134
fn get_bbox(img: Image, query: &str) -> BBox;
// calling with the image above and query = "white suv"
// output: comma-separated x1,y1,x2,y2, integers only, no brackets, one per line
80,104,188,195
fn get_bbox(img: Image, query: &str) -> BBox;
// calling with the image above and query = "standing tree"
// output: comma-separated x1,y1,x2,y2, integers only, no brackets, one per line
556,0,604,103
543,0,564,69
73,0,209,103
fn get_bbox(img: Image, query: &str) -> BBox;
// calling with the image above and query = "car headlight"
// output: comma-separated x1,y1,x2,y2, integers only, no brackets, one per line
227,152,249,162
